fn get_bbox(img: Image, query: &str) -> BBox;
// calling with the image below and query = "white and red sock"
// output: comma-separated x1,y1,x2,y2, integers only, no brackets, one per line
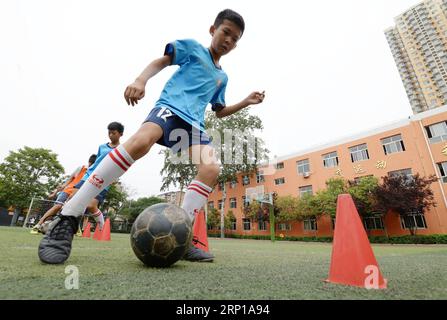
91,209,104,229
61,145,135,218
182,180,213,221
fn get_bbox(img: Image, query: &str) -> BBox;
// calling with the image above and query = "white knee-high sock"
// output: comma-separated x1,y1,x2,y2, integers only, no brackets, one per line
91,209,105,229
182,180,213,220
61,145,135,217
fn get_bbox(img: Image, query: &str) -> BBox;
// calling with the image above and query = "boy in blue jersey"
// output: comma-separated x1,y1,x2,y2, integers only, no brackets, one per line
38,9,265,264
69,121,124,230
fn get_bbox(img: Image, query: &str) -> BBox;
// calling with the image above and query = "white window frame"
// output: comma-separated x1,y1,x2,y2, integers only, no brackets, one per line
243,218,251,231
363,216,384,230
258,220,268,231
322,151,339,168
381,134,405,155
426,121,447,143
437,162,447,183
400,211,428,230
275,162,285,169
297,159,310,175
349,143,370,162
278,223,292,231
388,168,413,180
299,185,313,197
274,177,285,185
303,216,318,231
229,197,237,209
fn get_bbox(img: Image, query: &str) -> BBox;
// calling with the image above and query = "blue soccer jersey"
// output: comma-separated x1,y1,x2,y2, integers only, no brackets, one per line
82,143,115,190
155,39,228,132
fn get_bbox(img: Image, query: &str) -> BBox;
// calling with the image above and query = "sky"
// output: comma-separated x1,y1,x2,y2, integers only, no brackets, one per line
0,0,420,199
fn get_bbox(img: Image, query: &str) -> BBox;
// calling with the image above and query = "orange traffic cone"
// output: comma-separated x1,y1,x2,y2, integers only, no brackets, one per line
192,209,210,252
82,222,91,238
99,218,111,241
326,194,387,289
92,223,102,240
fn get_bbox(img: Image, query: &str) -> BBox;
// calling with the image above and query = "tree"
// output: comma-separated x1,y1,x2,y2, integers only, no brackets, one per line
102,181,129,220
243,200,263,222
313,177,348,218
274,195,301,222
372,174,437,235
225,210,236,230
119,196,166,223
160,109,269,238
206,208,221,230
348,176,379,217
0,147,64,210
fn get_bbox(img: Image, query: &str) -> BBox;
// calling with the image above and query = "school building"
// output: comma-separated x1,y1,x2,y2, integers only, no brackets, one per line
207,105,447,237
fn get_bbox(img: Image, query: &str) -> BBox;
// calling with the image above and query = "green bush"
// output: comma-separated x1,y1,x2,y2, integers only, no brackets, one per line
208,233,447,244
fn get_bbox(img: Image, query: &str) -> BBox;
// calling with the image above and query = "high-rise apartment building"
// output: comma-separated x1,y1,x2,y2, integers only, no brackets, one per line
385,0,447,114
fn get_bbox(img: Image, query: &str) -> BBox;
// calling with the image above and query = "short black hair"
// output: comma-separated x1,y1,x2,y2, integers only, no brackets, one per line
88,154,97,164
214,9,245,36
107,121,124,134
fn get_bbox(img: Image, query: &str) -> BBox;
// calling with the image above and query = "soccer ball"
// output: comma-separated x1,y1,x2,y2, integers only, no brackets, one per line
130,203,193,267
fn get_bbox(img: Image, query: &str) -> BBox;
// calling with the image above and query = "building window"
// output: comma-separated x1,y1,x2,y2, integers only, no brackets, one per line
381,134,406,155
256,171,265,183
363,216,384,230
297,159,310,175
349,143,370,162
299,185,313,197
243,218,251,231
388,168,413,180
274,177,285,185
230,219,237,231
230,180,237,189
242,196,250,207
275,162,284,169
218,200,224,210
437,162,447,183
278,223,292,231
218,182,224,191
208,201,214,209
426,121,447,143
400,210,427,230
258,221,268,231
229,197,237,209
322,151,339,168
331,218,336,230
353,175,374,185
242,175,250,186
303,216,318,231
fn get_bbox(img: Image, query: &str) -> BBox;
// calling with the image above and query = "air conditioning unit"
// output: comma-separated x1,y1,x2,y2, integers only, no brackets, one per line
303,172,311,178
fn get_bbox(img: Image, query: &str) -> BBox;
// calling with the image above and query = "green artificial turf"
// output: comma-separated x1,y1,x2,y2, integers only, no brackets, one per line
1,226,446,300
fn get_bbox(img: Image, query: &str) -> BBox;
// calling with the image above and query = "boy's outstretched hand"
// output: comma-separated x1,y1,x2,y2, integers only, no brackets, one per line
245,91,266,106
124,80,145,106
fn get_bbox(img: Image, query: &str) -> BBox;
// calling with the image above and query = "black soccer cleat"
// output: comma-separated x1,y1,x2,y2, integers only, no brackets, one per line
182,245,214,262
38,215,79,264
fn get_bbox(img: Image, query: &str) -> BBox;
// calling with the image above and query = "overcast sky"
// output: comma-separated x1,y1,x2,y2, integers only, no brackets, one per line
1,0,419,199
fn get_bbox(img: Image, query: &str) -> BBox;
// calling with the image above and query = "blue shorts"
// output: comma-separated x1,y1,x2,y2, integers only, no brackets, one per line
144,106,211,149
74,180,108,206
55,191,69,204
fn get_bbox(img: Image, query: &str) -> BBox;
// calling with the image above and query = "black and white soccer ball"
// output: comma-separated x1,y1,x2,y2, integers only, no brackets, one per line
130,203,193,267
